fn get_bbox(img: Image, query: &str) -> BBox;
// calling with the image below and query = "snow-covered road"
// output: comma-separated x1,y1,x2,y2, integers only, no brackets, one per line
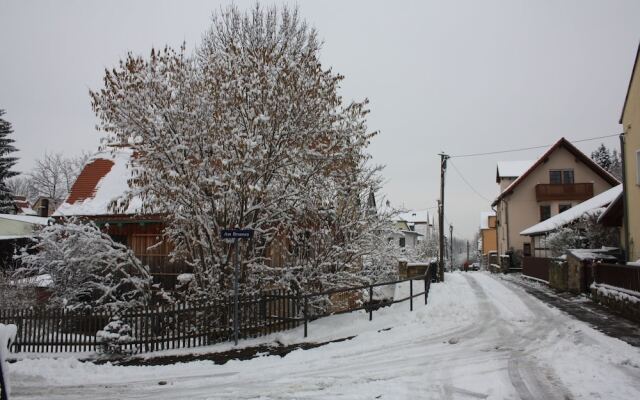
8,272,640,399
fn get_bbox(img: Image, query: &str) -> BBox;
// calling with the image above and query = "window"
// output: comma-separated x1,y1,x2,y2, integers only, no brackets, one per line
110,235,128,246
523,243,531,257
563,170,574,183
559,204,572,213
549,169,574,184
540,205,551,221
399,237,406,248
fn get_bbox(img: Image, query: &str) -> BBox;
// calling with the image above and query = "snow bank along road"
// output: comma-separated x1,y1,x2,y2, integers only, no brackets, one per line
8,272,640,399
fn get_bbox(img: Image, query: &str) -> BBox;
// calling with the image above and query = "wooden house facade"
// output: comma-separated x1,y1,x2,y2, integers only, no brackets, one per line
53,147,187,288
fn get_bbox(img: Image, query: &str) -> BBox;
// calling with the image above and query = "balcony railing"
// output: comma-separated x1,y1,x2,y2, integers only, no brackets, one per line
535,183,593,202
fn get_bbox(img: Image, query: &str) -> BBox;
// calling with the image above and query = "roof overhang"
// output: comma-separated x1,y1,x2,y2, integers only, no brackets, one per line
597,191,623,227
620,42,640,124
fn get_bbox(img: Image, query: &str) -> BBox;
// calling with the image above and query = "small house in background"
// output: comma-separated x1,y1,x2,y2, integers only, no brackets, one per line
388,219,423,251
11,195,36,216
396,209,436,242
53,147,185,288
32,197,58,217
492,138,619,263
479,211,496,264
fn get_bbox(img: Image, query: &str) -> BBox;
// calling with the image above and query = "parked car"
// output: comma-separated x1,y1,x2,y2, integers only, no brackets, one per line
470,262,480,271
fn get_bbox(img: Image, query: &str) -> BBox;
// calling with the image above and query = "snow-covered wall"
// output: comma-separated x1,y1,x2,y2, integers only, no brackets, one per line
591,283,640,323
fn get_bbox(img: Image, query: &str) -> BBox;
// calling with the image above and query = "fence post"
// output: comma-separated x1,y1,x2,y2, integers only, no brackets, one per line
410,279,413,311
303,296,308,338
369,285,373,321
424,275,428,305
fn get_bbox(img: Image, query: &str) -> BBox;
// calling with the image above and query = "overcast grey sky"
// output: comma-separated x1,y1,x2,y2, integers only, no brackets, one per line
1,0,639,238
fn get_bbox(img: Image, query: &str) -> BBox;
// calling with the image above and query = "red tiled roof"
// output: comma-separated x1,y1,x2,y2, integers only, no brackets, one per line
13,198,30,209
66,158,114,204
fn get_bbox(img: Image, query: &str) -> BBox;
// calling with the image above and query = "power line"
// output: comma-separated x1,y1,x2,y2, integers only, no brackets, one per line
450,133,621,158
449,160,493,204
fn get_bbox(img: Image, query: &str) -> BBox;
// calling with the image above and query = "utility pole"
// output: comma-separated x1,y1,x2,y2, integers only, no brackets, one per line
467,240,470,262
449,224,453,271
438,153,449,282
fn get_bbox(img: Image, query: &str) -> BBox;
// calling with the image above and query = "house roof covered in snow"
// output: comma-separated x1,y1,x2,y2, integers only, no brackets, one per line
397,209,432,224
495,160,535,181
480,211,496,230
53,147,143,217
492,138,620,207
12,196,37,216
0,214,50,226
520,184,623,236
597,189,624,227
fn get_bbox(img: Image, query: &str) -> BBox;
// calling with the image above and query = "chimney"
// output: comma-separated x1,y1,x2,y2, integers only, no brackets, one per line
39,198,49,217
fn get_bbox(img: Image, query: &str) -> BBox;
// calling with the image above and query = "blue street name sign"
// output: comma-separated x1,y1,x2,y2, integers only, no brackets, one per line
220,229,254,239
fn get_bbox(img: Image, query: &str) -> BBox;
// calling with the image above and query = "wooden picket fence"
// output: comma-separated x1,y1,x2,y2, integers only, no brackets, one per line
0,290,299,354
0,267,435,354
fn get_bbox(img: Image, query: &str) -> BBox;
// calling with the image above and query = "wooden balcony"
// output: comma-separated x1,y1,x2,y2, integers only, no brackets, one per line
535,183,593,202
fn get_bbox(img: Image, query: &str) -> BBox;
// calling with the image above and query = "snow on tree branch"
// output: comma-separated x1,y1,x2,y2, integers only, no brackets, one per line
89,4,387,301
16,219,155,312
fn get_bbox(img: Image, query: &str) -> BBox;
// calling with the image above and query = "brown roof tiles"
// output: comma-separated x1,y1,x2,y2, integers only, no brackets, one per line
66,158,114,204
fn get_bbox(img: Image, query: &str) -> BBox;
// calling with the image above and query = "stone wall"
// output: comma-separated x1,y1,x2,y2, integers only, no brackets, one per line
591,283,640,323
567,254,586,293
499,254,511,273
549,260,568,291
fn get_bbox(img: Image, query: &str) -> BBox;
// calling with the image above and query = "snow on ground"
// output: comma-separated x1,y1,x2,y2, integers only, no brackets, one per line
8,272,640,399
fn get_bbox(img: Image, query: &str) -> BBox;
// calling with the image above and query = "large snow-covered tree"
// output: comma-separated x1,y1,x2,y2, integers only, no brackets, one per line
0,109,19,213
17,219,155,312
90,5,383,298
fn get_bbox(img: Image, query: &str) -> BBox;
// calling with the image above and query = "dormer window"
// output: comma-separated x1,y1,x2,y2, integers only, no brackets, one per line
549,169,574,184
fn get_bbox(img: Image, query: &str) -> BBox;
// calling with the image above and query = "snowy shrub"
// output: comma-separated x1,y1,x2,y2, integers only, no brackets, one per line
90,4,384,301
16,219,154,312
545,212,619,257
417,235,439,261
97,316,133,355
362,236,401,284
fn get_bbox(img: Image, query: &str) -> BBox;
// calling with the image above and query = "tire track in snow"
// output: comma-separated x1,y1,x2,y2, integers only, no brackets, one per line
467,274,573,400
12,273,592,400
